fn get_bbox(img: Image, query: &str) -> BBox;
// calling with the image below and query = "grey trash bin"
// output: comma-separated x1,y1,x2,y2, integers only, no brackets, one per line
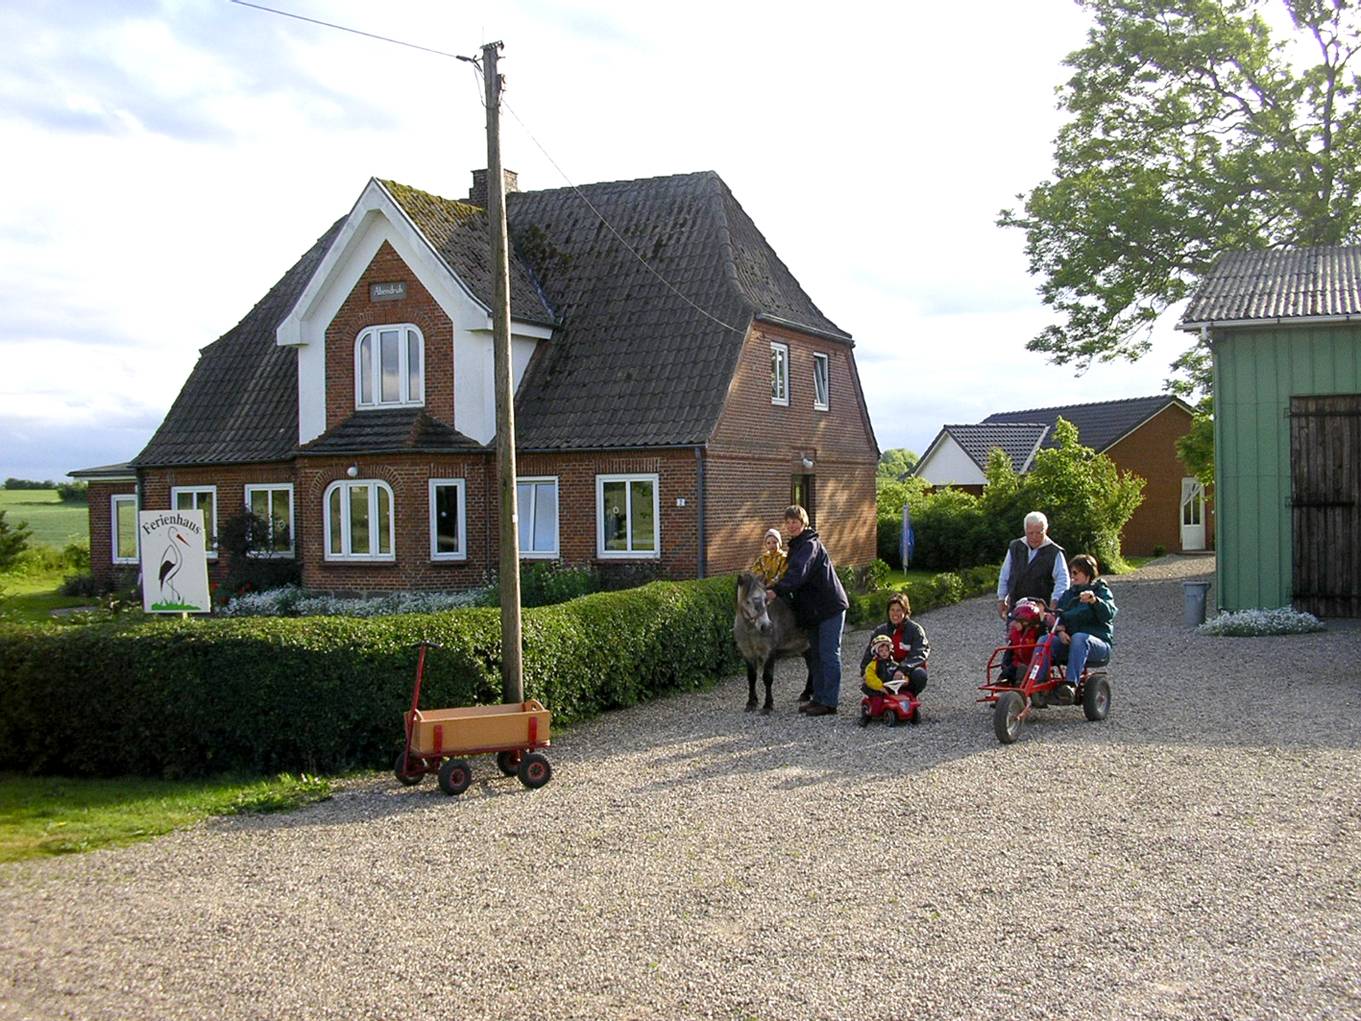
1183,581,1212,626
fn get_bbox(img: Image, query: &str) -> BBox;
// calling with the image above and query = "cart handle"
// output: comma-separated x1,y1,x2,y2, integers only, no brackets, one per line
412,640,444,650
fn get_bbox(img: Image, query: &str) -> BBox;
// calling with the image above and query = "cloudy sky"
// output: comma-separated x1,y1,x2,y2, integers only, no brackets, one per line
0,0,1195,483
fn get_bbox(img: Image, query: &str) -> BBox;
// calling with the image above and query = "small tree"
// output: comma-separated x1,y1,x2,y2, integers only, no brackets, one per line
216,510,301,599
0,510,33,571
1016,419,1145,570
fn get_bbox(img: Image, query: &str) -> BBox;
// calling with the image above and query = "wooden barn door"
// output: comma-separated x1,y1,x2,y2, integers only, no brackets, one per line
1290,394,1361,616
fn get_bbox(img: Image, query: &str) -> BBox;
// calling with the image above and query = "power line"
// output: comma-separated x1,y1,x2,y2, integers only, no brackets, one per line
232,0,742,334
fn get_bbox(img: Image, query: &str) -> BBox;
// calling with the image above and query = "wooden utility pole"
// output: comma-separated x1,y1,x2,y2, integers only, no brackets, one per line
482,40,523,704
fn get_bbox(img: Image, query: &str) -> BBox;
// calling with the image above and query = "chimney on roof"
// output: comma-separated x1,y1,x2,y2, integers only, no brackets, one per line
469,168,519,209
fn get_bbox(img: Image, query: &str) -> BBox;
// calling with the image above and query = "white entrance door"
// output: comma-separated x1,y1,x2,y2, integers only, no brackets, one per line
1180,478,1206,551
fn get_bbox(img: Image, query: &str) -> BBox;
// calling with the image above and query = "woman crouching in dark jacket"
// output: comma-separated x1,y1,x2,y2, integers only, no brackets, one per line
858,592,929,696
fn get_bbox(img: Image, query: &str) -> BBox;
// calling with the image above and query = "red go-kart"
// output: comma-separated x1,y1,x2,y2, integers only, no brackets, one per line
859,677,921,727
978,603,1110,744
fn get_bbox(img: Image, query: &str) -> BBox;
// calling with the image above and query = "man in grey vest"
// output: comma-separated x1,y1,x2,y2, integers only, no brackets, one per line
996,511,1070,620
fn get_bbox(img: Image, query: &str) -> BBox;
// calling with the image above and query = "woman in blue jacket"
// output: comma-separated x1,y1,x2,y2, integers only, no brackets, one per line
1052,553,1116,700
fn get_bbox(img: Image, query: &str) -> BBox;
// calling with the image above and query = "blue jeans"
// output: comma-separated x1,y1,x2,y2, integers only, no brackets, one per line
807,611,846,708
1057,632,1110,685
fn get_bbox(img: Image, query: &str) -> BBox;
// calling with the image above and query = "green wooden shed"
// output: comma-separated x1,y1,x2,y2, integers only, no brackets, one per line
1181,246,1361,617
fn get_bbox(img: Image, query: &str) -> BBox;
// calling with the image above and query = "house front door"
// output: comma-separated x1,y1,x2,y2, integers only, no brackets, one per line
1180,477,1206,551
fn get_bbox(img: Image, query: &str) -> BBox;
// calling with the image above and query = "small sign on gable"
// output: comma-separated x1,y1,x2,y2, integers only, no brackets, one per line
139,510,212,614
370,281,407,302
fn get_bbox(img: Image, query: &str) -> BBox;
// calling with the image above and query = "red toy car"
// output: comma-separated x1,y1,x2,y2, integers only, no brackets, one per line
859,677,921,727
977,609,1110,744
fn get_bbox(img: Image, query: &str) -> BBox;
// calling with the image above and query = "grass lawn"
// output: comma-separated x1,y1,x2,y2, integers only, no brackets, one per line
0,773,332,863
0,489,88,547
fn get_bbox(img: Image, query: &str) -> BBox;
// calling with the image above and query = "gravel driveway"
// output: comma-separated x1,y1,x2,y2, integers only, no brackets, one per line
2,556,1359,1021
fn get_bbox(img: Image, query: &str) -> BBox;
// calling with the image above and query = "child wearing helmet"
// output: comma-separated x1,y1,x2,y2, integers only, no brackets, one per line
749,526,788,586
862,632,906,693
858,592,930,695
999,596,1048,683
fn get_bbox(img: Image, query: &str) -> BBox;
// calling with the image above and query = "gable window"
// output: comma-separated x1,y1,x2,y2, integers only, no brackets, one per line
518,477,559,558
429,479,467,560
244,484,294,557
597,473,659,559
355,324,424,408
813,352,830,411
770,342,789,406
171,486,218,558
323,480,394,560
112,494,139,564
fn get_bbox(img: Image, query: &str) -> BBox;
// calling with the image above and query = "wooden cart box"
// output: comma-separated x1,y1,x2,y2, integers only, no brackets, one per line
405,699,551,758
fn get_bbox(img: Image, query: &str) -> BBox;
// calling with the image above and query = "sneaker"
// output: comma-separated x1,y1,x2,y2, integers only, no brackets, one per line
1052,683,1076,705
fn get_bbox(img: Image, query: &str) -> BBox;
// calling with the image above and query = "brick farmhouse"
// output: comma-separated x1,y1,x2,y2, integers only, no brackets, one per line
911,396,1211,557
75,170,879,594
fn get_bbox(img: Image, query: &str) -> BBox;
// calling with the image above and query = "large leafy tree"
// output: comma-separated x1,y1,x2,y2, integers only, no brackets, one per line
1000,0,1361,381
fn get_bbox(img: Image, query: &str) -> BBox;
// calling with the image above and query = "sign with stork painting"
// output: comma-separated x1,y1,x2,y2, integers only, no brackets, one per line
138,510,211,613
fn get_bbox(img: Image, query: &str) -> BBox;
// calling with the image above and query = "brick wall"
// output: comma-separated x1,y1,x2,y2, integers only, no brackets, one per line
324,241,455,430
706,323,878,570
1106,404,1215,555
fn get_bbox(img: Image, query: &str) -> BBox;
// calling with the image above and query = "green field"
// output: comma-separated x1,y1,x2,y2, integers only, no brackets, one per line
0,489,88,547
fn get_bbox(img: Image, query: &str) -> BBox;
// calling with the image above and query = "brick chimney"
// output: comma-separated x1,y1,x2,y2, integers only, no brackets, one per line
468,168,520,209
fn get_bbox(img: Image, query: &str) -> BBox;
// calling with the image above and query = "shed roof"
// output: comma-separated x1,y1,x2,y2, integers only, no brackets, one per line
1181,245,1361,326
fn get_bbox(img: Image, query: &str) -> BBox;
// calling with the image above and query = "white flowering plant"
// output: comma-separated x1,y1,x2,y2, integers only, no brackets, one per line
220,584,491,618
1197,607,1325,637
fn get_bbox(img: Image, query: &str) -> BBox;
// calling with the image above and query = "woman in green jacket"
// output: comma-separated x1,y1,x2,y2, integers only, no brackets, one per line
1052,553,1116,699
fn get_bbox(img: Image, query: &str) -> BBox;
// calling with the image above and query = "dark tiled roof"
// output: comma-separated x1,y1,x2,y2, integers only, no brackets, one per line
68,462,135,479
1182,245,1361,324
298,408,484,456
506,172,850,449
942,423,1048,472
983,395,1190,453
131,220,345,467
380,180,555,327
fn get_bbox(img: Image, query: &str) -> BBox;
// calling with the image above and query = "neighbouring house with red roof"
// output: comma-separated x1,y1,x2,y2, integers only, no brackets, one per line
911,395,1210,557
74,170,879,595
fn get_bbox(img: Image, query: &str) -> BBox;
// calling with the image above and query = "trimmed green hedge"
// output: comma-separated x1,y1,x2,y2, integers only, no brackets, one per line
845,565,998,628
0,576,739,777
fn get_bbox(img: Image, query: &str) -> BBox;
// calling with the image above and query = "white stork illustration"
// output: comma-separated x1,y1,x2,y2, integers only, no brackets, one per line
158,527,191,604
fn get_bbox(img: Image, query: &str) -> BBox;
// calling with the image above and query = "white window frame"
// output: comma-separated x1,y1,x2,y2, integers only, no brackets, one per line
170,485,218,559
517,476,560,560
323,480,396,561
111,493,139,564
355,323,425,409
429,478,468,561
812,352,830,411
243,484,295,558
596,473,661,560
770,341,789,406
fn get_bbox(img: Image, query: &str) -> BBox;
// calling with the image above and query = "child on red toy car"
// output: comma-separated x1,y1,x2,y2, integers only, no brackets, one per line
858,592,929,696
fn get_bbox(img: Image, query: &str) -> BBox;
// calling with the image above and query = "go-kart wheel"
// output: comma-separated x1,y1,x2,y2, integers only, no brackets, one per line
437,758,473,796
1083,673,1111,722
858,703,872,727
994,691,1025,744
517,752,553,789
496,750,522,776
394,749,425,786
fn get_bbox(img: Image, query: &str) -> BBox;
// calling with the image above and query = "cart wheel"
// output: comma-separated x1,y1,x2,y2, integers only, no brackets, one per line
437,758,473,796
394,750,425,786
1083,674,1111,722
496,750,522,776
994,691,1025,744
517,752,553,789
858,703,872,728
883,708,899,728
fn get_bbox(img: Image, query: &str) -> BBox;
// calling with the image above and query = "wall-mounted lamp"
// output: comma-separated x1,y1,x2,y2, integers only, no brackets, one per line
346,464,359,478
801,456,815,470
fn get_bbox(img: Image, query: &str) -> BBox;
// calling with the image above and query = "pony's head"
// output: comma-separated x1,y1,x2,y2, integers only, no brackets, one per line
736,572,774,635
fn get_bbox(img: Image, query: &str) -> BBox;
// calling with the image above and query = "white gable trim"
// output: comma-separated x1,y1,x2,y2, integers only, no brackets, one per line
276,178,553,445
913,431,986,486
1017,426,1049,472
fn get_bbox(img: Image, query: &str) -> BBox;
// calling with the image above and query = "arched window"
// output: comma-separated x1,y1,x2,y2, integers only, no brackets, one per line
323,480,395,560
355,325,424,408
